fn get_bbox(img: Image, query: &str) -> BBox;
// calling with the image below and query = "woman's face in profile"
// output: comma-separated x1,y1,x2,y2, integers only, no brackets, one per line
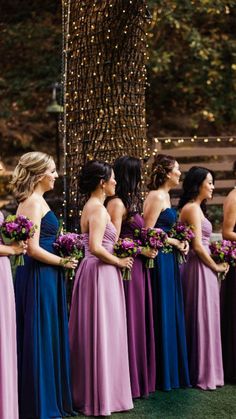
168,160,181,187
199,172,214,200
40,160,58,192
104,170,116,197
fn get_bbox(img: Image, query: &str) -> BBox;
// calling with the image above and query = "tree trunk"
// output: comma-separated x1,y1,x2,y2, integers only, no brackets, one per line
62,0,149,228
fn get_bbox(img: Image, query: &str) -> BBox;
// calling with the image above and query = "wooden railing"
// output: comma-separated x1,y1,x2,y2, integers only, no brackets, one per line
147,136,236,206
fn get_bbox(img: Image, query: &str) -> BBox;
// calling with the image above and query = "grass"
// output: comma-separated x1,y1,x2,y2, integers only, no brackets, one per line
68,385,236,418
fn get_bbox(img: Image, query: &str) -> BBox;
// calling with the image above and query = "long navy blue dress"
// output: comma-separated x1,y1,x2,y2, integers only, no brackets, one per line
15,211,74,419
151,208,190,390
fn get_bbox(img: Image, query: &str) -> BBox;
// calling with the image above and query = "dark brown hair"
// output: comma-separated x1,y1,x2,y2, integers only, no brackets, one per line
78,160,112,195
147,154,176,190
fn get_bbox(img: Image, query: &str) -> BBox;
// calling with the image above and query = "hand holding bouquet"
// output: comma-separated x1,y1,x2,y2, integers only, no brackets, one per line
113,238,141,280
209,240,233,280
168,221,195,263
0,214,37,266
138,227,168,268
54,232,85,279
229,242,236,267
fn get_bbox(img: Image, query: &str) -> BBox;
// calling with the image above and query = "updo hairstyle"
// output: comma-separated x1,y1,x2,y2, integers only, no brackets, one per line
11,152,53,202
78,160,112,195
178,166,215,213
147,154,176,190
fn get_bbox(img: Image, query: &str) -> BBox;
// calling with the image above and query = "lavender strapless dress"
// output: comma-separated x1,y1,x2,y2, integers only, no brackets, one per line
120,213,156,398
181,217,224,389
0,212,19,419
69,222,133,416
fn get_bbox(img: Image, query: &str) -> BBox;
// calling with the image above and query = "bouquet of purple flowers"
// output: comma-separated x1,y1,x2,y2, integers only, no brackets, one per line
0,214,37,266
209,240,235,280
54,232,85,279
229,242,236,267
135,227,168,268
113,237,141,280
169,221,195,242
168,221,195,263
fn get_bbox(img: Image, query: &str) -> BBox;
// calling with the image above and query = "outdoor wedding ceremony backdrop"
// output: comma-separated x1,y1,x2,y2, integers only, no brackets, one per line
0,0,235,233
61,0,150,227
61,0,236,230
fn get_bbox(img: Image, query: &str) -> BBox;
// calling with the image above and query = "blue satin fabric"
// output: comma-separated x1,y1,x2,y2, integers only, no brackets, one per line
151,208,190,390
15,211,74,418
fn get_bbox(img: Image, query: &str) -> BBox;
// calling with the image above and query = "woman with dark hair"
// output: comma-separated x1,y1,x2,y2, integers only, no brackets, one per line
69,160,134,416
106,156,156,399
220,160,236,382
11,152,77,419
179,166,227,390
143,154,190,391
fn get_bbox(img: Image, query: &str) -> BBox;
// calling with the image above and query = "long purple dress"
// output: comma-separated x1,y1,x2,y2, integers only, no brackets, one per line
120,213,156,398
69,222,133,416
0,212,19,419
220,225,236,382
181,217,224,390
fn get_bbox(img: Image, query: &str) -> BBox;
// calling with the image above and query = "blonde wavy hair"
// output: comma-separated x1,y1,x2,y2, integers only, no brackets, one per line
11,152,54,202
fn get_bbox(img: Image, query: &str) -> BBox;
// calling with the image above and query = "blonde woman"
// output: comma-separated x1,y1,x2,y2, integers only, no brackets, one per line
11,152,77,419
0,161,26,419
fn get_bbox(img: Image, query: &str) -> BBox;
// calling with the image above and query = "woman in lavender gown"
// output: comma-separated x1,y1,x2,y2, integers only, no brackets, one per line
220,160,236,382
106,156,156,398
179,166,228,390
69,160,133,416
0,161,26,419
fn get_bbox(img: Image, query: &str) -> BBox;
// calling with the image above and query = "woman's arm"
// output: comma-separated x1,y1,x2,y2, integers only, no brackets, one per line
106,198,126,238
181,204,226,273
222,190,236,241
18,201,76,268
143,191,164,228
89,205,133,269
0,242,26,257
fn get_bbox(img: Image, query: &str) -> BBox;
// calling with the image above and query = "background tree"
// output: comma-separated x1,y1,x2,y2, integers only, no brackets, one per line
146,0,236,137
62,0,149,227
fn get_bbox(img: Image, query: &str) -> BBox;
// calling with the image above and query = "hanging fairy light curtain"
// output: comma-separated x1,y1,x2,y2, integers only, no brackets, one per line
61,0,149,228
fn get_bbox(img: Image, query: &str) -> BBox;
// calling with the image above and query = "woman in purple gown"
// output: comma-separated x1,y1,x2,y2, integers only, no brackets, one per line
106,156,156,398
0,161,26,419
220,161,236,382
69,160,134,416
179,166,228,390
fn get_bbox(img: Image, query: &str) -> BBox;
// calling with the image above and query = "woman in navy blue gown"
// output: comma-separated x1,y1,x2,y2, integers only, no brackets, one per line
143,154,190,391
11,152,77,419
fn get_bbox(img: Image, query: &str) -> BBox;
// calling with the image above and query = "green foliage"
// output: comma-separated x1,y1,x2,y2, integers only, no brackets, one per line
147,0,236,135
0,10,61,115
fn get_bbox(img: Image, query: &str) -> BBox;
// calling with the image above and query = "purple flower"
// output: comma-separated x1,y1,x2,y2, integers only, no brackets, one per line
209,240,235,265
140,227,168,250
0,214,37,267
0,214,37,242
54,232,85,259
169,221,195,242
113,237,141,280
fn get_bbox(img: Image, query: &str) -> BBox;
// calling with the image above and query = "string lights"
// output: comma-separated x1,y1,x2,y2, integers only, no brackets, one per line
62,0,150,229
60,1,235,227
